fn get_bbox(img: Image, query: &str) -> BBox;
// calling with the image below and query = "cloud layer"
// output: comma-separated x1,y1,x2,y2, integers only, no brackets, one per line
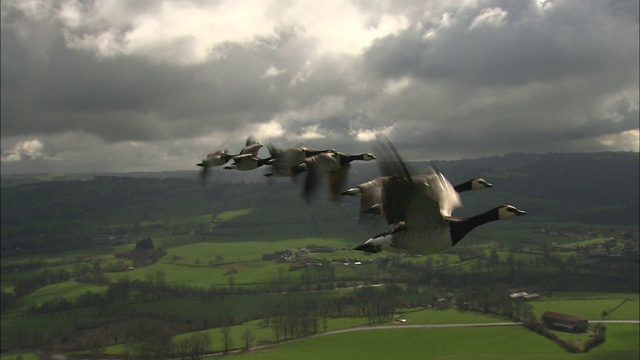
2,0,638,173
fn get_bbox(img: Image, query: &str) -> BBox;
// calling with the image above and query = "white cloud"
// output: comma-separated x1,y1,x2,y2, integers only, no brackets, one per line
383,77,411,94
468,7,507,30
45,0,413,65
1,139,47,162
250,120,285,140
596,129,639,150
262,65,287,78
298,125,325,140
349,126,393,142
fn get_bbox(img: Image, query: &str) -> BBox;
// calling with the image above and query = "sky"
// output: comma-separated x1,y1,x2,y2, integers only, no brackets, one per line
1,0,638,174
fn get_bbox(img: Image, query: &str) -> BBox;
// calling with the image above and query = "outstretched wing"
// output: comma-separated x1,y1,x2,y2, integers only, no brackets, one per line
403,165,461,226
240,136,263,156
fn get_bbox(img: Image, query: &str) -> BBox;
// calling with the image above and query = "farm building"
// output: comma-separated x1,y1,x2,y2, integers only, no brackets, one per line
542,311,589,333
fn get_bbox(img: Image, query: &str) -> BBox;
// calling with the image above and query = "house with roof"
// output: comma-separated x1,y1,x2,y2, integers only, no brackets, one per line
542,311,589,333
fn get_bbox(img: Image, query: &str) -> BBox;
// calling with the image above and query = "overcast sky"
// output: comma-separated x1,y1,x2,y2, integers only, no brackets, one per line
1,0,638,174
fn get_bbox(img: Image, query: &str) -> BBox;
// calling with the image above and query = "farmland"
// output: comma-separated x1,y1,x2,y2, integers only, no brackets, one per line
1,152,638,359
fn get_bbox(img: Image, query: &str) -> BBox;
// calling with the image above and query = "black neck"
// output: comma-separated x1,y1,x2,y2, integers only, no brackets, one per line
258,157,272,166
340,154,365,166
453,181,472,193
449,208,499,245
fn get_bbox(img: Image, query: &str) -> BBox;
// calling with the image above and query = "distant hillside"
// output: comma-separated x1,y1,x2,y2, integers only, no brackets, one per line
1,152,638,246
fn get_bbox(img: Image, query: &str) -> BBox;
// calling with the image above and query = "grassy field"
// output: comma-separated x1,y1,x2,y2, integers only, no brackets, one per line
224,323,639,360
228,326,574,360
530,298,639,321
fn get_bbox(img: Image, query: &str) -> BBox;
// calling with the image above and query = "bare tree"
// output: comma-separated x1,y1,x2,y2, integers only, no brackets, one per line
220,327,233,354
241,326,254,350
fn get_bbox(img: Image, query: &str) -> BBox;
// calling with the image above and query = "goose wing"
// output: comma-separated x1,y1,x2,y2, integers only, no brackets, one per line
328,162,350,202
240,136,263,156
403,166,461,226
373,137,461,226
374,137,418,224
303,152,340,202
358,177,385,216
269,146,306,170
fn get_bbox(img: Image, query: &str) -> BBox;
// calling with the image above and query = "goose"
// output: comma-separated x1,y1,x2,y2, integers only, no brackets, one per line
302,150,377,203
196,149,233,184
196,135,264,178
352,138,525,255
341,176,492,219
266,145,334,178
235,135,263,158
224,155,273,171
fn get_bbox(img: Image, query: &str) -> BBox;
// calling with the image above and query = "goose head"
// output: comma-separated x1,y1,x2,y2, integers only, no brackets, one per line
361,153,377,161
497,205,527,220
470,178,492,190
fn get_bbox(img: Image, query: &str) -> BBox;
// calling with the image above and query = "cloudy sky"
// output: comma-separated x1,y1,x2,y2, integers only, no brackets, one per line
1,0,638,174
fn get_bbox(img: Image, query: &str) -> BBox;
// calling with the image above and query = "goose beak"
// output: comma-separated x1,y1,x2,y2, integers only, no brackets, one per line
514,209,527,216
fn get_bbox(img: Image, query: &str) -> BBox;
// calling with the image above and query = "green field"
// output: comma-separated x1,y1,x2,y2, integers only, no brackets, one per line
1,168,638,359
226,324,640,360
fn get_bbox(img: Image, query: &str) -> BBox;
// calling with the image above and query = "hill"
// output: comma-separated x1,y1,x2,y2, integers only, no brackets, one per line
1,152,638,252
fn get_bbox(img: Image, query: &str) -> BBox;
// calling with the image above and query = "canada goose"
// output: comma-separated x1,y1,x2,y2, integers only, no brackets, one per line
196,149,233,184
341,176,492,219
353,203,526,254
352,138,525,255
196,135,263,180
236,135,263,158
266,145,334,178
303,150,377,203
453,178,493,192
224,155,273,171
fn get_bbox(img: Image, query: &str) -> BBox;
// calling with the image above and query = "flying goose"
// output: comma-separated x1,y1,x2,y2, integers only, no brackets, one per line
196,135,263,179
265,145,334,178
341,176,492,219
302,150,377,203
223,155,273,170
352,138,525,255
220,135,268,171
196,149,234,184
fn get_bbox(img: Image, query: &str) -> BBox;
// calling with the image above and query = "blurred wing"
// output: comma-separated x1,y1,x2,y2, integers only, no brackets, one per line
240,143,263,156
404,166,461,226
380,176,414,224
374,136,416,224
199,165,209,185
328,163,350,202
245,135,260,147
358,177,384,216
375,136,413,182
303,159,322,203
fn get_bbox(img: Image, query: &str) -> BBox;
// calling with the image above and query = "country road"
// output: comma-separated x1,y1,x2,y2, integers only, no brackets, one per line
244,320,640,354
26,320,640,359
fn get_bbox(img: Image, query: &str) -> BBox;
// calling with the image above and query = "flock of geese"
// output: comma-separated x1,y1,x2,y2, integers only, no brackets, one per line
197,136,526,255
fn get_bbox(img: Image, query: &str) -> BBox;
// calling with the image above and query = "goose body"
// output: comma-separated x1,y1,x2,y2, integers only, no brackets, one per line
356,204,526,254
197,136,263,181
224,154,272,171
197,149,233,168
303,151,377,202
352,138,525,255
266,145,334,178
197,149,234,184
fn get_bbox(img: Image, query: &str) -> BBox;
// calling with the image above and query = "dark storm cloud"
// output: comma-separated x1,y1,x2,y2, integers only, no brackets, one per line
1,0,638,173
